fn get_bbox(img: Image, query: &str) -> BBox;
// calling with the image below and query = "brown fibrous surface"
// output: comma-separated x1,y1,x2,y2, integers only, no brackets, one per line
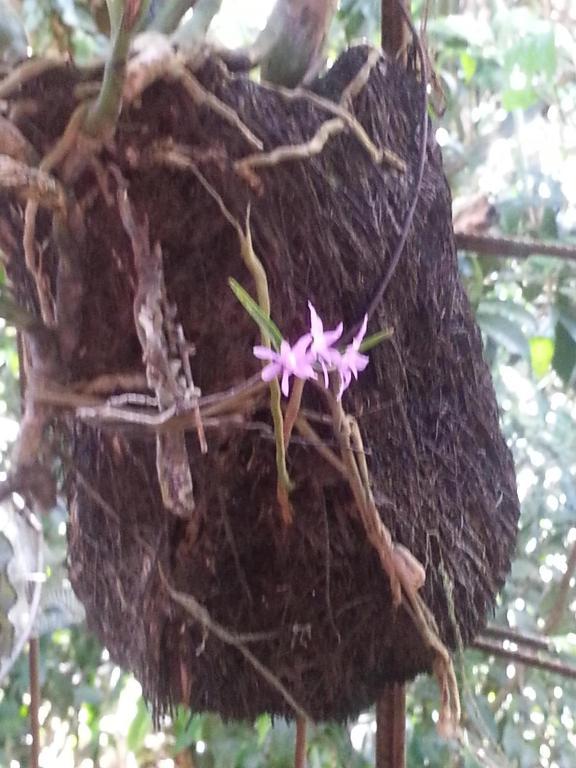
0,46,519,722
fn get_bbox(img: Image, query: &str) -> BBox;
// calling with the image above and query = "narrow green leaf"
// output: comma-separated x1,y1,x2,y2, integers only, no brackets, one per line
476,310,530,357
228,278,283,350
478,298,537,332
358,327,393,353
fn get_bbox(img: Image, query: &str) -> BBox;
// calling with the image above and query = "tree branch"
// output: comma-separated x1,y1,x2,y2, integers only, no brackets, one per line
473,636,576,680
482,624,552,652
376,684,406,768
455,233,576,264
294,717,307,768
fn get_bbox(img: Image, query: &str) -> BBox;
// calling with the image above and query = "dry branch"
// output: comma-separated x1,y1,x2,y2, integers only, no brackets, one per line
455,233,576,263
473,636,576,680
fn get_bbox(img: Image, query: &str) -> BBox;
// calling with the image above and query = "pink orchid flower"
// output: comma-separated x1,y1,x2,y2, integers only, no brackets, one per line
308,302,343,386
253,334,316,397
335,314,369,401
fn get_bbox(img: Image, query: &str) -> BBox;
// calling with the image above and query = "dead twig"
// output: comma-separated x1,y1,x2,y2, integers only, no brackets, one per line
22,103,89,327
482,624,552,652
323,387,401,604
0,59,63,100
340,46,381,109
473,636,576,681
0,117,38,164
257,79,404,171
456,233,576,264
0,155,66,211
235,114,404,177
115,180,197,518
124,48,263,150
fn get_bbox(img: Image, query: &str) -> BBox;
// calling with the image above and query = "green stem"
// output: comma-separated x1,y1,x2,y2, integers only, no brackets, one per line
271,379,292,489
84,0,151,138
239,214,293,498
172,0,222,51
148,0,194,34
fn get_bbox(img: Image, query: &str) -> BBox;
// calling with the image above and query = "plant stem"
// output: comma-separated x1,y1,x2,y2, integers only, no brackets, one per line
84,0,151,138
148,0,194,33
294,716,307,768
238,213,293,508
172,0,222,51
283,377,304,445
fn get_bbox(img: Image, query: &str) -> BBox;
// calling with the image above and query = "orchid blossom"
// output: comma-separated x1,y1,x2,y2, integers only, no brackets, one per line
253,334,316,397
253,306,370,399
334,314,369,400
308,302,343,387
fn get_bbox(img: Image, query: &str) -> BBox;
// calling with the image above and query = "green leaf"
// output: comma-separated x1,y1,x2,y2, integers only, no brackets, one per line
478,299,536,332
529,336,554,379
556,295,576,340
228,278,283,350
552,322,576,384
502,86,539,111
126,697,152,752
173,712,203,754
502,17,556,79
255,713,272,746
358,327,393,353
476,311,530,357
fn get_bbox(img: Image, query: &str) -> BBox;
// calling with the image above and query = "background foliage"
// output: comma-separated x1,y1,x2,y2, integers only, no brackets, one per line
1,0,576,766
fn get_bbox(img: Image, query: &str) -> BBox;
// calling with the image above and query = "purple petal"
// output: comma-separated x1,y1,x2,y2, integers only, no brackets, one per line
324,347,343,367
261,362,281,382
281,370,291,397
291,333,313,359
321,322,343,347
253,345,277,361
337,369,353,401
294,362,317,381
353,315,368,350
308,302,324,337
320,360,329,388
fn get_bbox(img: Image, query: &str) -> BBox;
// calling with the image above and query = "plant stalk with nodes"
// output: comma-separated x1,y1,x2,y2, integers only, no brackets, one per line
84,0,152,138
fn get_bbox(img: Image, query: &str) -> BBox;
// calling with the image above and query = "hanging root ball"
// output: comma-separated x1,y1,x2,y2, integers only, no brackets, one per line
0,46,519,722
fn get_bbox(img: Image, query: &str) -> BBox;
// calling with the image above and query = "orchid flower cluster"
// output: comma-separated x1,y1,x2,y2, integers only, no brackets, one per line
253,303,369,400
